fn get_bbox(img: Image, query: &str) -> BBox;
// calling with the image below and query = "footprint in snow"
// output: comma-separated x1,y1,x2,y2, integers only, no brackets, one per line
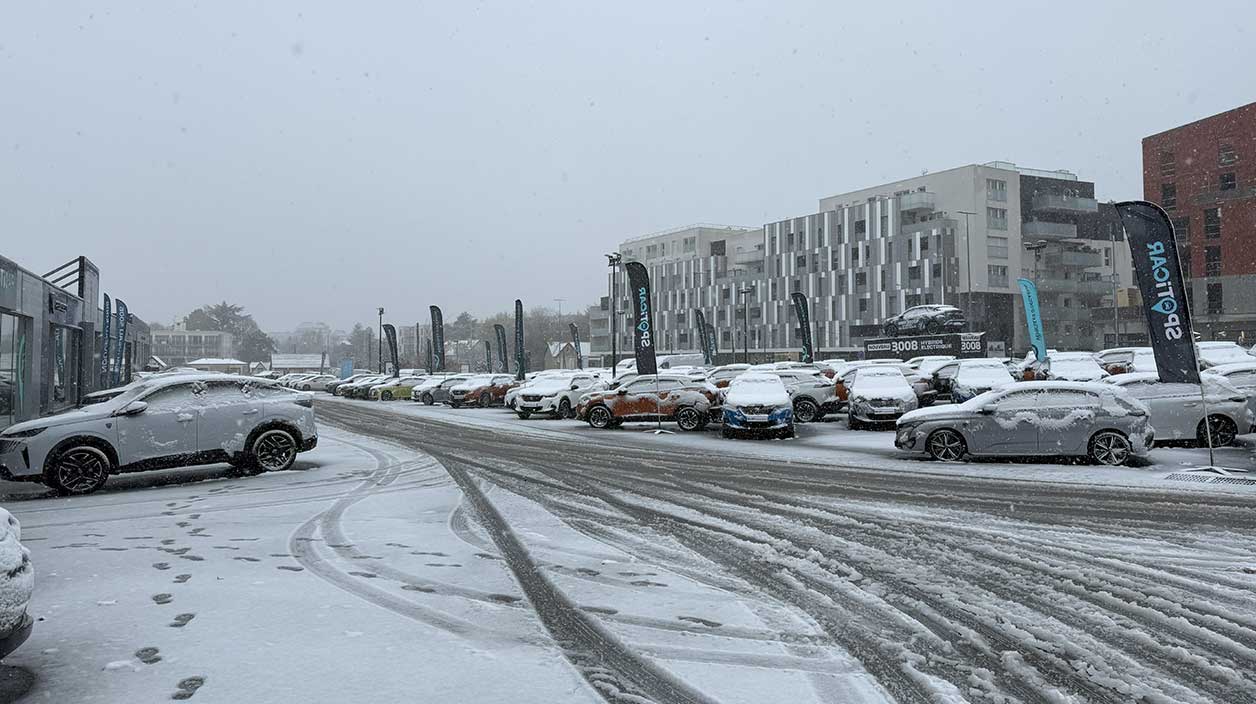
229,538,260,542
161,539,177,546
153,562,171,571
125,536,154,540
474,553,501,561
574,568,600,576
385,542,410,548
135,647,162,664
580,606,618,615
678,616,722,628
188,514,201,520
629,580,668,588
83,533,106,538
276,566,303,572
176,522,190,528
171,676,205,700
487,594,521,604
400,584,435,593
411,551,447,557
169,613,195,628
618,571,657,577
161,511,176,517
211,546,239,550
348,571,377,578
99,547,128,552
268,553,291,558
174,575,192,584
178,555,204,562
152,594,173,605
232,557,260,563
425,563,461,568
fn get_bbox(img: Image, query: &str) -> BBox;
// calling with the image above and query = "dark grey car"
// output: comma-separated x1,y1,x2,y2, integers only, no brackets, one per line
894,381,1154,466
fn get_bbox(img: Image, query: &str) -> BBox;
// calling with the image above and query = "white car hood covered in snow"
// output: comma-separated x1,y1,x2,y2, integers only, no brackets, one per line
724,374,790,408
955,363,1015,389
849,373,916,403
1,404,116,435
1048,360,1108,381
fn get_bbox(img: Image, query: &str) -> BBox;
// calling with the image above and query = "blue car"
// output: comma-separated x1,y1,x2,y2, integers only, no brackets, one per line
720,372,795,439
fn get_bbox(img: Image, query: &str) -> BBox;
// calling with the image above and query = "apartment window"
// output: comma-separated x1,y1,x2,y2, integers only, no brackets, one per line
796,255,806,268
987,236,1008,259
682,236,696,252
709,240,725,256
906,293,921,307
787,232,795,248
920,236,929,253
1064,325,1073,336
855,272,867,287
1205,246,1221,277
1207,283,1223,314
850,245,859,264
886,241,893,260
987,207,1008,230
837,274,847,291
1204,208,1221,238
817,226,825,247
908,265,921,281
932,263,941,278
770,235,777,250
1220,143,1237,166
858,298,868,313
1160,183,1177,210
834,223,843,237
1159,149,1176,176
1062,298,1072,308
988,265,1009,288
792,278,801,293
721,287,731,301
1172,216,1190,243
769,281,777,298
1220,172,1236,191
879,215,888,235
831,251,841,268
986,178,1008,202
1103,247,1111,267
853,219,866,235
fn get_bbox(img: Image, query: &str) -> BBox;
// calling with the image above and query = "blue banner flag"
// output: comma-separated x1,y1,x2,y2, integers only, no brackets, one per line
1016,278,1046,364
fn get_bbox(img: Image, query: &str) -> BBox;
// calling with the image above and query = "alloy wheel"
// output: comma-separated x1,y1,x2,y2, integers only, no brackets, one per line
558,399,573,419
1198,416,1237,447
676,407,701,431
794,399,818,423
54,447,110,494
253,430,297,472
588,406,613,429
927,429,966,462
1090,431,1131,466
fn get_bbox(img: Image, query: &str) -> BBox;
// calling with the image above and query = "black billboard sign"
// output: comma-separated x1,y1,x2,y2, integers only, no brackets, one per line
864,332,985,360
790,292,814,363
494,324,509,373
513,299,526,380
694,309,713,365
624,262,657,375
1115,201,1201,384
569,322,584,369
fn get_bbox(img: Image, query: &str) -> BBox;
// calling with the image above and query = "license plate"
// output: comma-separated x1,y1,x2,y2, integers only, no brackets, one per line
743,414,769,422
874,407,897,414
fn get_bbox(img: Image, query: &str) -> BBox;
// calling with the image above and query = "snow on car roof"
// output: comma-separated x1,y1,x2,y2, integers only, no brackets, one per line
960,359,1010,368
1206,361,1256,374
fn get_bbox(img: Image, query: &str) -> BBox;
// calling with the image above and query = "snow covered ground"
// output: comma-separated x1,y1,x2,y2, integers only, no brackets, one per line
320,396,1256,494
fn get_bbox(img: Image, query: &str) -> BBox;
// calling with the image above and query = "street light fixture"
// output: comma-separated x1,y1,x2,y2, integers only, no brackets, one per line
605,253,622,371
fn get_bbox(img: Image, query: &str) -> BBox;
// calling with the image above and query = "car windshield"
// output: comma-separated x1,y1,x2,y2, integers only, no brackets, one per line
8,8,1256,701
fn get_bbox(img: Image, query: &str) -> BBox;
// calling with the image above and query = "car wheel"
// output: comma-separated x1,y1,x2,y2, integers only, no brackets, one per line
1089,430,1131,466
421,393,434,406
249,428,298,472
884,323,898,337
793,398,820,423
516,410,532,420
381,390,394,401
780,424,796,439
557,398,573,419
675,407,703,432
926,429,967,462
1197,415,1238,447
925,320,942,335
480,392,492,408
848,416,862,430
45,444,112,496
587,405,614,429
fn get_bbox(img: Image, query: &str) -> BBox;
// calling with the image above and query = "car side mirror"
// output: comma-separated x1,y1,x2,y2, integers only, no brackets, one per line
114,400,148,417
616,388,628,395
977,406,994,415
571,384,580,391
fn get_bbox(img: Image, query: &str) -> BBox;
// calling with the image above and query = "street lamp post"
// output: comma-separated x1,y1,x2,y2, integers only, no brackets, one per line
956,210,976,328
738,285,753,364
605,253,622,371
377,307,384,372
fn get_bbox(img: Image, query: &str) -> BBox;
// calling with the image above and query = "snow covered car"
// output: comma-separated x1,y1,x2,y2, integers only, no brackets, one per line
896,382,1153,465
1103,372,1251,446
706,364,752,389
576,374,717,431
905,355,955,370
411,375,472,405
1196,340,1253,369
1034,352,1108,382
448,374,516,408
0,375,318,495
882,304,965,336
773,369,839,423
334,374,387,397
846,366,919,429
368,375,427,401
293,374,338,391
721,372,794,438
325,373,376,395
515,372,606,419
1097,347,1158,376
1204,361,1256,430
948,359,1017,403
0,507,33,660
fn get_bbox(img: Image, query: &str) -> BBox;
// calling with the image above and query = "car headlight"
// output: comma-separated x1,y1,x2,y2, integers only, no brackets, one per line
1,427,45,438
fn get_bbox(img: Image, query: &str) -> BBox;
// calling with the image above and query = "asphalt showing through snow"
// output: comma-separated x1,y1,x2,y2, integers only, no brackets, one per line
317,399,1256,704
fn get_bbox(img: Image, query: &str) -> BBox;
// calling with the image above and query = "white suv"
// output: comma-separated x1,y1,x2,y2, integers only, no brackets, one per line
515,372,606,419
0,374,318,495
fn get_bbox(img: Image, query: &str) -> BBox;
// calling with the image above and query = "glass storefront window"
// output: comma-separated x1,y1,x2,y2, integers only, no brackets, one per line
1,313,28,428
48,324,81,412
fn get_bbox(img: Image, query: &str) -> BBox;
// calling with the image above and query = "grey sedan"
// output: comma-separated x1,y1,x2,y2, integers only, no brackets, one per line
894,381,1154,466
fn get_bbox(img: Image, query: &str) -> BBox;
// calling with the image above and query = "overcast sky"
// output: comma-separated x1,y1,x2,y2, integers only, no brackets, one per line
3,1,1254,332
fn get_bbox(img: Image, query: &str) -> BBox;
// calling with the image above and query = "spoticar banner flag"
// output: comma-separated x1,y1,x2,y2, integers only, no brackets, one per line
569,323,584,369
694,310,713,365
624,262,657,376
113,298,129,386
1115,200,1201,384
415,323,424,370
100,294,112,386
493,324,509,373
382,324,399,377
790,292,814,363
484,340,492,371
513,299,526,380
429,305,445,373
424,338,433,374
1016,278,1047,365
708,323,718,358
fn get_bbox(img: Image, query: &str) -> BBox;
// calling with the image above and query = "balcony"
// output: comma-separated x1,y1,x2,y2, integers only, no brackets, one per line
1043,250,1103,268
1031,194,1098,213
1022,220,1078,239
1037,276,1112,296
732,249,764,267
899,191,936,215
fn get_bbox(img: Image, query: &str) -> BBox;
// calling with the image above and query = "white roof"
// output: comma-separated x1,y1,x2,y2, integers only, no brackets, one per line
188,358,247,366
270,354,326,369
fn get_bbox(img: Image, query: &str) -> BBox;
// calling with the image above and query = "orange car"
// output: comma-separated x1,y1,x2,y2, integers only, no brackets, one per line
576,374,718,431
448,374,517,408
706,364,751,389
